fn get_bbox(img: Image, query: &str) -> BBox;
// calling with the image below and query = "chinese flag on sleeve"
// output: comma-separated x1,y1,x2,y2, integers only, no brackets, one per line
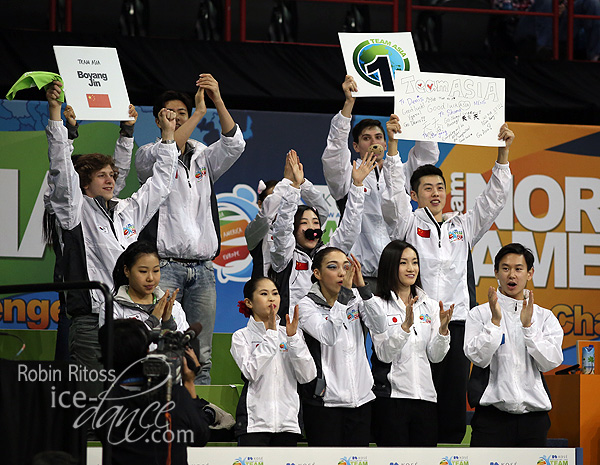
86,94,111,108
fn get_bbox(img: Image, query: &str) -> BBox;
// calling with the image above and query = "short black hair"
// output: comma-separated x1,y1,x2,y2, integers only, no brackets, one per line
112,241,160,293
351,118,385,143
376,240,422,301
243,276,278,301
494,243,535,271
293,205,321,235
153,90,193,118
99,318,149,376
410,164,446,193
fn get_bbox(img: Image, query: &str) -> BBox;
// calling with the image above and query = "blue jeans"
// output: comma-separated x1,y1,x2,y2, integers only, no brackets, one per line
159,259,216,385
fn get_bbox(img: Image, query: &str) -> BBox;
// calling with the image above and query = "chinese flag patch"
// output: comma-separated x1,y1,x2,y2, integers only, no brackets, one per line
417,227,431,238
86,94,111,108
295,261,309,270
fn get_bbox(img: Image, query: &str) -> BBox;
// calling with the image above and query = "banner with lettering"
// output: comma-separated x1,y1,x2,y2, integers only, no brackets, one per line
53,46,133,121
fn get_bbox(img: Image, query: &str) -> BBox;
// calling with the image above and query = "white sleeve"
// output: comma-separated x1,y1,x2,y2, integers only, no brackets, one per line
464,162,512,246
230,328,279,382
269,182,301,273
371,323,410,364
464,305,503,368
44,120,83,230
426,300,451,363
321,111,353,201
203,125,246,182
522,309,564,373
120,142,178,231
300,178,329,226
171,300,190,332
328,184,365,253
245,189,282,252
381,155,414,240
299,299,347,346
357,290,387,335
286,330,317,384
113,135,134,197
134,142,160,184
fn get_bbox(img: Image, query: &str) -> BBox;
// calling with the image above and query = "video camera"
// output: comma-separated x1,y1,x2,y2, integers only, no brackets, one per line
140,323,202,402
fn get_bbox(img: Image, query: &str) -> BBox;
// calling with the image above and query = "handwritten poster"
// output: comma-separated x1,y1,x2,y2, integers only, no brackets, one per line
339,32,420,97
53,46,133,121
394,71,506,147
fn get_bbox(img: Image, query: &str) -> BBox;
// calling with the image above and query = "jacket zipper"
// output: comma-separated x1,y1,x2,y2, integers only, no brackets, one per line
94,198,121,244
424,207,442,248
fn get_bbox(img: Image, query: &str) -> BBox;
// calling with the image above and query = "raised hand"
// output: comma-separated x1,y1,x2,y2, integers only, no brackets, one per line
488,286,502,326
386,114,402,140
401,296,418,333
439,302,454,336
63,105,77,126
267,305,277,331
288,149,305,188
498,123,515,148
349,253,365,288
352,152,377,187
521,290,534,328
283,150,294,182
197,73,223,105
46,80,63,120
123,104,138,126
158,108,177,140
341,256,355,290
342,75,357,100
286,305,300,337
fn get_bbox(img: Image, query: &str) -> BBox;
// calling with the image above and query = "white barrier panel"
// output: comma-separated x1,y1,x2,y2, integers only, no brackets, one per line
88,446,575,465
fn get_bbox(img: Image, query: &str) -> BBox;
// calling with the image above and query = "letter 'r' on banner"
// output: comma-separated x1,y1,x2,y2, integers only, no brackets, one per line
53,45,133,121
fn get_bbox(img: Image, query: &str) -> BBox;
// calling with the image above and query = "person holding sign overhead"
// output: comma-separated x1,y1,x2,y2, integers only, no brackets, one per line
321,75,440,289
381,115,514,444
135,74,246,385
43,81,179,397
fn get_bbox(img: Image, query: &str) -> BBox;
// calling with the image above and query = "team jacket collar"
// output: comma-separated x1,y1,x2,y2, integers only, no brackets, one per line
496,288,531,311
247,315,281,335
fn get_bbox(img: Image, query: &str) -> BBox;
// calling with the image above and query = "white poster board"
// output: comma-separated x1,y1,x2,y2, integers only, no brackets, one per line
339,32,420,97
53,46,133,121
394,71,506,147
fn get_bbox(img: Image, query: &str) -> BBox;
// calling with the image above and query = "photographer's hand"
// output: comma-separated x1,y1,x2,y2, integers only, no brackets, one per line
183,347,200,398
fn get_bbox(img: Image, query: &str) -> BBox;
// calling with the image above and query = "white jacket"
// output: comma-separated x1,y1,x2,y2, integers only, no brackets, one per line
230,317,316,434
464,290,563,414
245,178,329,277
102,285,189,331
322,111,440,277
135,129,245,260
270,180,365,316
381,154,512,321
44,120,178,316
298,284,386,408
371,288,450,403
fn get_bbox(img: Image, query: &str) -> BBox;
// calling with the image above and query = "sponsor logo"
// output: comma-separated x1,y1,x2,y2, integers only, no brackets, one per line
123,223,136,236
279,342,288,352
419,313,432,324
538,454,569,465
339,457,368,465
233,457,263,465
195,166,207,180
448,228,464,242
440,455,469,465
346,307,360,322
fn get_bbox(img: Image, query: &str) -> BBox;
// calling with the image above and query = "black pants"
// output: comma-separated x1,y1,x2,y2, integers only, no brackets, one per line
237,432,299,446
470,405,551,447
431,320,470,443
372,397,438,446
302,401,372,446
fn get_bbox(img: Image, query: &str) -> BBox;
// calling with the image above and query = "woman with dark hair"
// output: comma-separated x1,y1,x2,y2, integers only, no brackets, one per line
371,240,453,446
269,149,376,320
103,240,188,332
245,151,329,279
296,247,386,446
230,276,316,446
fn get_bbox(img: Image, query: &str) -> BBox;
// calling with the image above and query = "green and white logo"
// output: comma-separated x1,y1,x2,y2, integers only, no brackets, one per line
352,39,411,91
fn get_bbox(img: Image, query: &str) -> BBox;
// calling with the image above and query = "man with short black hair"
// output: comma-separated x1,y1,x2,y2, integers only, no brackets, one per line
135,74,246,384
464,243,563,447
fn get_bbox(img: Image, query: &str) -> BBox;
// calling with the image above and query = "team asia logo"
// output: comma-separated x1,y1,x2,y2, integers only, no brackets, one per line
212,184,258,283
195,166,207,180
123,223,137,236
353,39,411,92
440,456,469,465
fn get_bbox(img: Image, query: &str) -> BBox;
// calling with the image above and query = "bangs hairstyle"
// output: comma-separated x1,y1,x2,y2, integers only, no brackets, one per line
351,118,385,143
310,246,346,283
153,90,193,118
293,205,321,235
410,164,446,193
112,240,160,293
243,276,279,300
376,240,422,301
73,153,118,192
494,243,535,271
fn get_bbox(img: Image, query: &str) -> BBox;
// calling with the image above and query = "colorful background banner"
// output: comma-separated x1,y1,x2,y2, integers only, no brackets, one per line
0,99,598,365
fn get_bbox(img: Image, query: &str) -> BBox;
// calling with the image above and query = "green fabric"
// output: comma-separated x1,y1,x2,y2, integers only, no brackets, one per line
5,71,64,102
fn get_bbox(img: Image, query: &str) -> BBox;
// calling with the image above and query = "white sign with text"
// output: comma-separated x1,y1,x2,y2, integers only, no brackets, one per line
339,32,420,97
394,71,506,146
53,46,133,121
